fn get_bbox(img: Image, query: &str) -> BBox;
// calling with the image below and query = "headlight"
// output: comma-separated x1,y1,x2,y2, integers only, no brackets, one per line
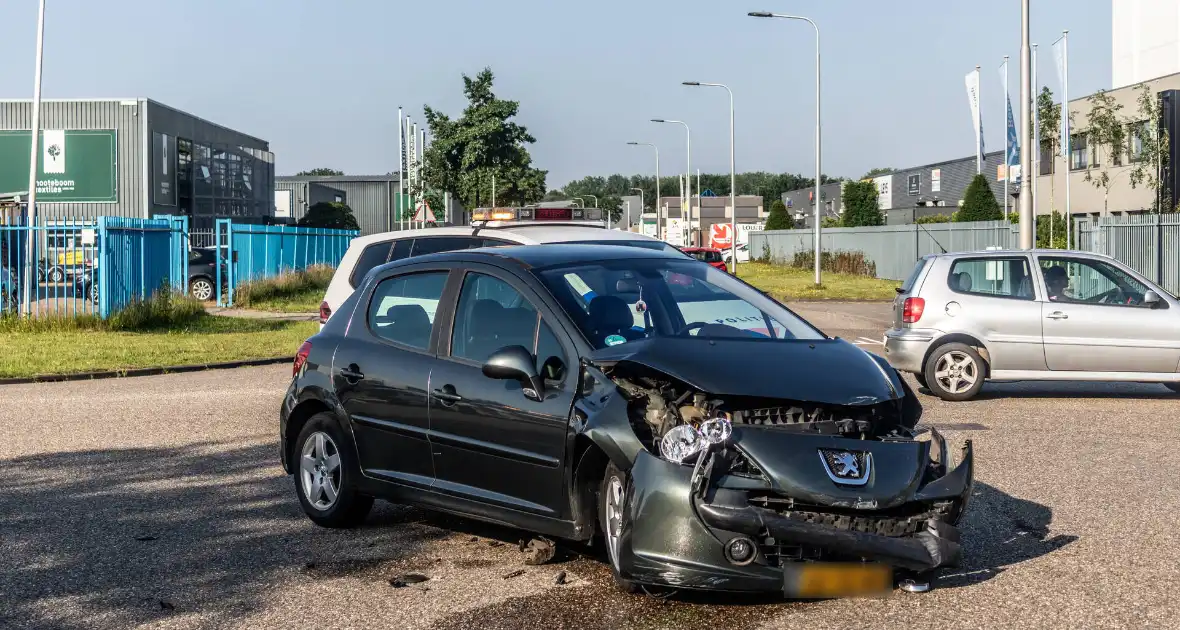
659,425,704,464
699,416,733,445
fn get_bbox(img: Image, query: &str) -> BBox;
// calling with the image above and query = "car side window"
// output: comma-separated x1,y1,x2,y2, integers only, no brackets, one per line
1039,257,1153,306
350,240,394,287
367,272,449,349
947,257,1034,300
388,238,414,262
450,272,567,379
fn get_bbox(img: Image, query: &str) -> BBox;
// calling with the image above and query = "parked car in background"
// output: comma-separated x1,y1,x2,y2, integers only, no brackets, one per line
318,223,686,326
885,250,1180,401
281,244,971,597
721,242,751,265
1,265,17,312
680,246,728,271
188,247,227,301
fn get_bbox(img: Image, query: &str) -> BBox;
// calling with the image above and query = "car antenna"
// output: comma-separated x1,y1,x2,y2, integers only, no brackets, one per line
915,221,947,254
471,220,486,237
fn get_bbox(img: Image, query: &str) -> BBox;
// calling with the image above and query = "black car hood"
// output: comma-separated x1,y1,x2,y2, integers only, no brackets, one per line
587,337,898,406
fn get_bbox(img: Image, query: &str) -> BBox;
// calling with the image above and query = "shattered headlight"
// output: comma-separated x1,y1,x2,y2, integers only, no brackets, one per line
699,416,733,445
660,425,704,464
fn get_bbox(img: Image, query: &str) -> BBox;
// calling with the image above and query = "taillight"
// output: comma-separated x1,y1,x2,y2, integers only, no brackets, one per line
902,297,925,324
319,301,331,325
293,341,312,377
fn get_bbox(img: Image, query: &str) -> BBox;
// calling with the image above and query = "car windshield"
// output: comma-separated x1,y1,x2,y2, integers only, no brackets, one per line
535,258,824,349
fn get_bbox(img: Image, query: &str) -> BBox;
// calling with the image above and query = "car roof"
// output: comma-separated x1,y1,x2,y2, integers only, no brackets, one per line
932,249,1113,260
404,243,683,269
343,224,662,249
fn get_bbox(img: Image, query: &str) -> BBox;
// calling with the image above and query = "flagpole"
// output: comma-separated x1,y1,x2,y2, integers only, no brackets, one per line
1033,44,1040,241
420,128,427,227
1004,56,1010,218
397,107,404,231
1061,30,1071,249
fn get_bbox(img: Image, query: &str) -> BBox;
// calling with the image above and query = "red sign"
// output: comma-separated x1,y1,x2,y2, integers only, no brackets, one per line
535,207,574,220
709,223,733,249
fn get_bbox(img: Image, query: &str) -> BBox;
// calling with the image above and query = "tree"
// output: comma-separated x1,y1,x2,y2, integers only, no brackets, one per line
841,180,883,227
296,168,344,176
298,202,360,230
764,199,792,231
956,175,1003,222
1127,83,1172,212
1083,89,1128,215
421,68,547,209
1038,86,1063,215
861,167,893,179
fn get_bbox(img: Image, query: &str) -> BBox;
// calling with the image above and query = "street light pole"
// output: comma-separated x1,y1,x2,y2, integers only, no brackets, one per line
1018,0,1034,249
627,142,660,238
684,81,738,273
750,12,822,285
23,0,47,316
652,120,691,245
583,194,600,226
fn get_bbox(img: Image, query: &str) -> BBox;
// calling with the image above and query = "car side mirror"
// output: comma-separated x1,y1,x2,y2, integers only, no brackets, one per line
482,345,544,402
1145,290,1162,309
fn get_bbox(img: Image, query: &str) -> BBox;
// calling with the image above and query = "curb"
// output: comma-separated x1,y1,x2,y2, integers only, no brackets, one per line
0,357,291,386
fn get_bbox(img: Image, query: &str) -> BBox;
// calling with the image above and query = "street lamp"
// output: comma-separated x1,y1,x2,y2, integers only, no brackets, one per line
23,0,47,316
582,194,600,227
630,187,644,231
651,119,692,245
684,81,738,273
627,142,661,239
570,197,584,208
749,11,822,286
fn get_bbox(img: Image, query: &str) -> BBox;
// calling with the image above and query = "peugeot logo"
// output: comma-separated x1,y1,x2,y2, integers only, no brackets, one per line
818,449,872,486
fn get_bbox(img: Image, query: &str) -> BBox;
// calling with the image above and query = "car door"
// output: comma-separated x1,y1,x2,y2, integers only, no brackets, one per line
1036,255,1180,373
334,265,454,489
942,255,1047,371
427,264,578,518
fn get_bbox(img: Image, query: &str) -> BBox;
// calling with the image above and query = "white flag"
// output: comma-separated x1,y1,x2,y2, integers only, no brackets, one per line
1053,39,1067,90
965,69,984,159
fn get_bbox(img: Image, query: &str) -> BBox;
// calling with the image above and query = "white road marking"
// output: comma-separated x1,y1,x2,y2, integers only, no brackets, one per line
855,336,885,346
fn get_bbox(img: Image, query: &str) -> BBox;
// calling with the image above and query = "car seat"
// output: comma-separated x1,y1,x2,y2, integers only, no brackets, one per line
588,295,642,343
376,304,432,348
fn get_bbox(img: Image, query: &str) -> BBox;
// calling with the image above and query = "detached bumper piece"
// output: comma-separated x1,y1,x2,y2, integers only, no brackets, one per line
696,504,962,572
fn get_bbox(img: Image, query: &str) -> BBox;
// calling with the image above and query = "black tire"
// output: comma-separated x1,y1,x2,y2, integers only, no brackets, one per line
1165,383,1180,394
189,277,215,301
599,461,640,594
47,266,65,283
294,413,373,528
923,342,986,402
914,373,929,390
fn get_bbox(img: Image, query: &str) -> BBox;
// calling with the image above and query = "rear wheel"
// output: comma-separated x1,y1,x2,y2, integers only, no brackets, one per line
923,343,986,402
47,266,65,283
294,413,373,528
599,461,639,593
190,277,215,301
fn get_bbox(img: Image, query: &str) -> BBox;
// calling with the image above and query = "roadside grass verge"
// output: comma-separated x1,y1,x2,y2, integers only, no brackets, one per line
233,266,333,313
738,262,901,301
0,292,316,378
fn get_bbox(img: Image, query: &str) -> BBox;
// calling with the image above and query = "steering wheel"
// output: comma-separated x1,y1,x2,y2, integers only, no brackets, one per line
676,322,708,336
1088,288,1125,304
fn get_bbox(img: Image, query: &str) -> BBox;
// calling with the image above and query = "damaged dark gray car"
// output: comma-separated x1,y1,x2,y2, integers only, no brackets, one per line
279,244,973,598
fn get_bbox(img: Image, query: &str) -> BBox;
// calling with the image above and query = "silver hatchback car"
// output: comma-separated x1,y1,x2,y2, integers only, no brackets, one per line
884,250,1180,401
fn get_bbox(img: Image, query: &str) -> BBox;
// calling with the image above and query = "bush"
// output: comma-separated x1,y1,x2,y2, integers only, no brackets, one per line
234,265,334,309
764,199,792,231
0,288,206,333
915,213,953,224
790,249,877,278
821,217,842,228
956,175,1003,222
841,180,884,227
298,202,360,230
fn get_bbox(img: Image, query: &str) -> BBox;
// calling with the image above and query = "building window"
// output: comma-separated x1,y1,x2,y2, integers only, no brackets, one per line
1070,134,1088,170
1129,121,1148,162
1039,140,1054,176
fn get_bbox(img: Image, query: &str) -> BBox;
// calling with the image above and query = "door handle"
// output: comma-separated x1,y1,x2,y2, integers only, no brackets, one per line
339,364,365,382
1046,311,1069,320
432,386,463,405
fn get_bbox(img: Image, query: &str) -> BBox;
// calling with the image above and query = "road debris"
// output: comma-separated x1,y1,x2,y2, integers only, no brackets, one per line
388,573,430,588
501,569,526,580
554,571,568,585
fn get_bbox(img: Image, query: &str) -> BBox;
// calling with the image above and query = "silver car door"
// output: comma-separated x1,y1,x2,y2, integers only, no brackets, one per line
941,255,1046,371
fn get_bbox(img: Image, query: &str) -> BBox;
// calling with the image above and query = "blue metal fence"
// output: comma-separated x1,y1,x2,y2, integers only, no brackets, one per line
0,206,356,317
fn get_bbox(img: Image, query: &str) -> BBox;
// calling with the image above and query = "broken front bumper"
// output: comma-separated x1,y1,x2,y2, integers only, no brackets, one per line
617,440,973,593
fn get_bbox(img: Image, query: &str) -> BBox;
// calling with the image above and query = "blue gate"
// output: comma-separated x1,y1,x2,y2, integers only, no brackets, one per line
95,217,177,318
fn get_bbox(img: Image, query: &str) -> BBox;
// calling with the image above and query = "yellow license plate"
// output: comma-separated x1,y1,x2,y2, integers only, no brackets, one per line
783,563,893,599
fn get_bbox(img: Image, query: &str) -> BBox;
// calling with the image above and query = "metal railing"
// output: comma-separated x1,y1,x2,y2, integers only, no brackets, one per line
1,207,99,317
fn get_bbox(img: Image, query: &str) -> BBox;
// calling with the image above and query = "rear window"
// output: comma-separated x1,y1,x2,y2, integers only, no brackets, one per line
411,236,481,256
948,257,1035,300
900,258,929,294
350,240,395,287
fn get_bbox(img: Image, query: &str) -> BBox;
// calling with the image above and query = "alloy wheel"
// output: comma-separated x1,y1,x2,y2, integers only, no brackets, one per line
191,279,214,301
934,351,978,395
300,432,342,511
605,475,624,568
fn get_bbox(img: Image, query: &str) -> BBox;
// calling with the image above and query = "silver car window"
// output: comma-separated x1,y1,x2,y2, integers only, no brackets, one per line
947,257,1035,300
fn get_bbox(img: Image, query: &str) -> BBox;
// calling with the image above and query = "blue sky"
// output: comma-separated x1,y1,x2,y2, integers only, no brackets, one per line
0,0,1112,188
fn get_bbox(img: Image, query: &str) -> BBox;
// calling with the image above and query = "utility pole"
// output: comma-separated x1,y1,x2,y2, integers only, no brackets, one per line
1018,0,1035,249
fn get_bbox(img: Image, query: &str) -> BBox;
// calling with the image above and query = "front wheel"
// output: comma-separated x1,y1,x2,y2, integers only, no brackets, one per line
190,277,215,301
599,461,640,593
923,343,986,402
294,413,373,528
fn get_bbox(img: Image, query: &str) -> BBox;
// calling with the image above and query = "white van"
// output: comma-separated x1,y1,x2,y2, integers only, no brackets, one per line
318,223,681,324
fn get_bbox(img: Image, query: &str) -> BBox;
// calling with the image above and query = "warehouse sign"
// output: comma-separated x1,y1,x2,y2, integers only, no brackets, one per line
0,129,117,202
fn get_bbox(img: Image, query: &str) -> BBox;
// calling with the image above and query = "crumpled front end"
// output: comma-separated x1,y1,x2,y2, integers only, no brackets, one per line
582,355,974,594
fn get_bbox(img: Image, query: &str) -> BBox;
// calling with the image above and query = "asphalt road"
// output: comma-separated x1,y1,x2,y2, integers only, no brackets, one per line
2,302,1179,629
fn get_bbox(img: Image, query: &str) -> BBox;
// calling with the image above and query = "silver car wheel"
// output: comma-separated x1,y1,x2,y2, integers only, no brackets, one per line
191,278,214,301
605,475,624,568
934,350,978,395
300,432,342,511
